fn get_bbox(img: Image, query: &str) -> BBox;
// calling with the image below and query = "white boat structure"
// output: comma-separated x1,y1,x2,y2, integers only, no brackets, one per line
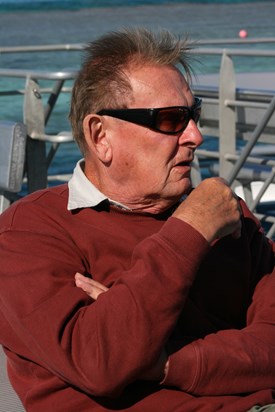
0,38,275,236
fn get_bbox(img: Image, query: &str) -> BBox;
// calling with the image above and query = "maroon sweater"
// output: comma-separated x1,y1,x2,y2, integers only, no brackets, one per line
0,184,274,412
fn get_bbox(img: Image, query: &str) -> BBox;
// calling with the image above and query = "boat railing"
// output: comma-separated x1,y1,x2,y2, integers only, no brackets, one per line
0,38,275,236
0,66,77,212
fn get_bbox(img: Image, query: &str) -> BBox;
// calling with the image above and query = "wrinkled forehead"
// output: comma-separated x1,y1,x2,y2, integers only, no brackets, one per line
127,64,191,108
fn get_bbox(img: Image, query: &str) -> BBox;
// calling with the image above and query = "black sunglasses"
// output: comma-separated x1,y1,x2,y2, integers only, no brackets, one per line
97,97,202,135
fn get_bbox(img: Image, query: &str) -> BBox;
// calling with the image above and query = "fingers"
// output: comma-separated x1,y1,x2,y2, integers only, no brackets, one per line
75,272,108,300
215,184,242,240
173,177,242,243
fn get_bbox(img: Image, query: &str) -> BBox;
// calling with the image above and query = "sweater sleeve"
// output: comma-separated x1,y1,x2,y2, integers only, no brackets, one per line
162,271,275,395
162,206,275,395
0,201,209,399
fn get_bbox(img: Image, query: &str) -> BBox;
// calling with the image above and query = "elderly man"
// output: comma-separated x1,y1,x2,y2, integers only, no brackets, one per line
0,28,274,412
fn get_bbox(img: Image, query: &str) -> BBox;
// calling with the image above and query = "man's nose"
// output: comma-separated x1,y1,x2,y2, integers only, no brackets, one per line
178,119,203,148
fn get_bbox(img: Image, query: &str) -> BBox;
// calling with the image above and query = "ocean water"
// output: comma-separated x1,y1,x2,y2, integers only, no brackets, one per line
1,0,275,12
0,0,275,179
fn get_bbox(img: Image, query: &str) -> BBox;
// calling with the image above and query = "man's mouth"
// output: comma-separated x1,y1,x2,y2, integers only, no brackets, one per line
175,161,191,167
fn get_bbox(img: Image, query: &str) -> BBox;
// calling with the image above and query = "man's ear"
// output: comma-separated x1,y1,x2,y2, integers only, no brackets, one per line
83,114,112,163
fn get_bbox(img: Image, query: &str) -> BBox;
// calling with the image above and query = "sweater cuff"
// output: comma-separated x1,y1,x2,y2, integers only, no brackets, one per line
161,343,199,392
157,217,210,264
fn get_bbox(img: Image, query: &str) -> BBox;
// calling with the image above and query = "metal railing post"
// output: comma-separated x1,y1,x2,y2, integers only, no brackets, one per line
227,95,275,186
23,77,47,192
219,51,236,181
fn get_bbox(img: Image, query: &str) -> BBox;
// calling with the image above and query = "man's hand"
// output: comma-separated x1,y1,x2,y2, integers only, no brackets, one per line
75,272,169,382
173,177,242,244
75,272,108,300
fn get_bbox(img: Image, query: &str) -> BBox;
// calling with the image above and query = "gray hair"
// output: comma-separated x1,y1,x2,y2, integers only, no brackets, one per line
69,27,195,153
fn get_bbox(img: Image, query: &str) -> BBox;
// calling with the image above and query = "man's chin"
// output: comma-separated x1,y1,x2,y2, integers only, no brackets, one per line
176,178,192,197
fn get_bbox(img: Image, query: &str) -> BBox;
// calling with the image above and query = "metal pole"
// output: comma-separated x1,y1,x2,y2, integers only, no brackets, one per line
227,95,275,186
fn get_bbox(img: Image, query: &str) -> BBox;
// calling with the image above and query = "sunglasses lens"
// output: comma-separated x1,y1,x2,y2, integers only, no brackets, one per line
156,108,188,133
193,107,201,124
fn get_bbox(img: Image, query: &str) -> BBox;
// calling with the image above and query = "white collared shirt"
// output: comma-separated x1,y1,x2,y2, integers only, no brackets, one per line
67,159,130,211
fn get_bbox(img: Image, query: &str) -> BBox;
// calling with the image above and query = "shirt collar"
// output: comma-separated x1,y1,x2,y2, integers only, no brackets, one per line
67,159,130,211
